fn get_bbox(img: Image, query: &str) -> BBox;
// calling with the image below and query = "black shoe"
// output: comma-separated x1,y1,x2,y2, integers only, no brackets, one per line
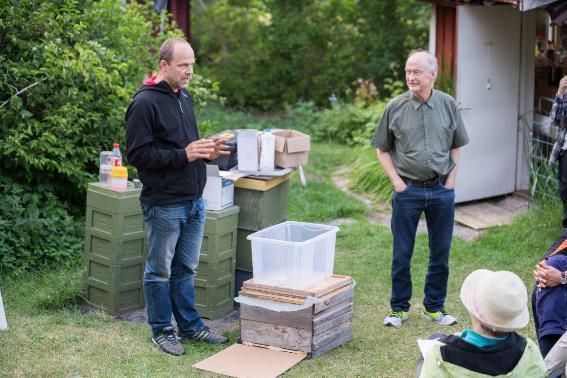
152,326,185,356
179,327,228,344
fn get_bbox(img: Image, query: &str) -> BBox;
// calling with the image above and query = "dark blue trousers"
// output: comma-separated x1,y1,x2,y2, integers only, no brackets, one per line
390,182,455,312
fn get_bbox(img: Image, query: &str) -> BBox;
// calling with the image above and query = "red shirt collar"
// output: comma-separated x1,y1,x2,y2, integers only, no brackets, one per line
143,74,180,93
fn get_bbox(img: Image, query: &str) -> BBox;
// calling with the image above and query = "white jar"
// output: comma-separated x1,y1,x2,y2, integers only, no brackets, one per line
259,129,275,171
110,166,128,192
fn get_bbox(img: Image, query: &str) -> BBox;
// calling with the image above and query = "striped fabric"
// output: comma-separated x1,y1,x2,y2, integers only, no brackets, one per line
548,93,567,165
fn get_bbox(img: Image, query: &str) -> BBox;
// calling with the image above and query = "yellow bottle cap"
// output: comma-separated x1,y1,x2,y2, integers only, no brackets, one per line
111,166,128,178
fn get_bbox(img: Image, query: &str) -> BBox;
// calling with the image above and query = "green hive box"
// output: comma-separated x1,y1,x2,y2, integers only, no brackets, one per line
195,280,235,320
200,206,239,262
195,205,239,319
234,180,289,231
83,182,146,315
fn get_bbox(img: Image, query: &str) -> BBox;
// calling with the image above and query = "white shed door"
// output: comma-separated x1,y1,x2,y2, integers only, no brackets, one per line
454,6,521,203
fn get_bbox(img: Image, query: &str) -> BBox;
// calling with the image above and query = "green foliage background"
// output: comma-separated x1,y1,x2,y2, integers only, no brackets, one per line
192,0,430,108
0,0,429,274
0,0,220,273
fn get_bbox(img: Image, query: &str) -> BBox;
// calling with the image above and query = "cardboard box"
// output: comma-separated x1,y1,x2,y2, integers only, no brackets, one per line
273,130,310,168
236,129,259,171
203,165,240,211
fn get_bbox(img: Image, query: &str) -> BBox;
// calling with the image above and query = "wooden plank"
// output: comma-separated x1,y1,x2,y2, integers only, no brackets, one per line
455,211,488,229
305,275,353,297
310,328,353,358
313,300,352,327
240,303,313,330
312,321,353,350
314,285,354,314
241,285,308,300
235,172,293,191
240,284,353,309
240,319,312,353
239,289,306,305
455,197,529,230
241,341,306,355
242,274,352,298
313,311,353,336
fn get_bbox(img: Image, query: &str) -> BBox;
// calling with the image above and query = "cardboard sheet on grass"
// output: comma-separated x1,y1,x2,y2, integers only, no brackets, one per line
193,343,307,378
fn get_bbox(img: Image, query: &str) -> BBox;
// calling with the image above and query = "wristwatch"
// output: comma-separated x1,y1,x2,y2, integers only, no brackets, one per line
561,271,567,285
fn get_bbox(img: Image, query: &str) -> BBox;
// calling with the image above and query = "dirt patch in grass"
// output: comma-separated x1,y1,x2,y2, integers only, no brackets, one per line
116,307,240,335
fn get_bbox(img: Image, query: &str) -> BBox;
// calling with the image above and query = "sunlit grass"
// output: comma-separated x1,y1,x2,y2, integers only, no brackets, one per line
0,141,563,377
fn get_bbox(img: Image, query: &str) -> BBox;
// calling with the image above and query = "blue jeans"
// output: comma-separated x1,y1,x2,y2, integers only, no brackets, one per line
533,255,567,354
141,198,206,336
390,181,455,312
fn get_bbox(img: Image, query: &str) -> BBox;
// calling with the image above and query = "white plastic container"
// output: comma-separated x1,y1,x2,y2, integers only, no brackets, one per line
259,129,275,171
247,221,339,289
99,151,112,186
110,166,128,192
237,129,259,171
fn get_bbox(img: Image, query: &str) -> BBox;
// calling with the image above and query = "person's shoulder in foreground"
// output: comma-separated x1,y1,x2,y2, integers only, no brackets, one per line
418,269,546,378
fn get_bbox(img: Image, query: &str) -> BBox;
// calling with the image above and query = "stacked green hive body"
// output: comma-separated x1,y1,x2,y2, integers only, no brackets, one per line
83,182,146,315
234,177,290,294
195,205,239,319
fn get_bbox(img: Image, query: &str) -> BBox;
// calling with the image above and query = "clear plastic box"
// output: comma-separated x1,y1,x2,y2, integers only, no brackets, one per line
247,221,339,289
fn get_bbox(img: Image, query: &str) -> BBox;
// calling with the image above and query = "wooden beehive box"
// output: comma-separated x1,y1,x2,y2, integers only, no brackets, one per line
239,274,353,357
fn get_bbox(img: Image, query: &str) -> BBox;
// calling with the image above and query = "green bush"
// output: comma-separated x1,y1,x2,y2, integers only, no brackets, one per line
0,174,83,275
0,0,221,206
192,0,429,108
196,103,282,137
0,0,222,273
309,101,386,146
284,99,386,146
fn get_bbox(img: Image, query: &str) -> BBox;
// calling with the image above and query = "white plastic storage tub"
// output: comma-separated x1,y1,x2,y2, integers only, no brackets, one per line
247,221,339,289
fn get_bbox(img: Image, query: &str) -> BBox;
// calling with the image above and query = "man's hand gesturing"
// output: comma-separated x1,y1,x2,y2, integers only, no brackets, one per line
185,139,215,162
208,137,230,160
185,138,230,162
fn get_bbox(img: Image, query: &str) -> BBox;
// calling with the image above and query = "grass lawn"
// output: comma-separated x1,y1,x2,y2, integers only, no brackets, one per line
0,142,563,377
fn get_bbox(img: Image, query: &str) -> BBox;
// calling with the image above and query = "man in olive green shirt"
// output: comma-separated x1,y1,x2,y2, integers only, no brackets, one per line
371,51,469,328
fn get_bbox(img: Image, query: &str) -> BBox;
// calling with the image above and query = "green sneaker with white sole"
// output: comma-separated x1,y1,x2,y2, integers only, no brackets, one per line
383,309,409,327
422,308,458,326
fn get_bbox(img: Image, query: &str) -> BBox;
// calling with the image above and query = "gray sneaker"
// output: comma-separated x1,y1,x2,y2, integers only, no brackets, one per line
422,308,458,326
179,327,228,344
152,327,185,356
383,309,409,327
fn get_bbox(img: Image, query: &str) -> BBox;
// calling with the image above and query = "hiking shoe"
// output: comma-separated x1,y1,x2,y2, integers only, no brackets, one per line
422,308,458,326
152,326,185,356
383,309,409,327
179,327,228,344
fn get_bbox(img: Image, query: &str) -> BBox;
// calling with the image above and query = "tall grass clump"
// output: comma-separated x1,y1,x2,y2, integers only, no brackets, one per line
349,147,393,202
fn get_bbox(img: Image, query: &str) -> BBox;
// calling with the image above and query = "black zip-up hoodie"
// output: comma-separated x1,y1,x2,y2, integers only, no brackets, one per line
125,80,206,205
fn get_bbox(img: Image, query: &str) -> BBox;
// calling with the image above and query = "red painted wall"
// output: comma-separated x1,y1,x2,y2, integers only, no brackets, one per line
435,5,457,94
168,0,191,41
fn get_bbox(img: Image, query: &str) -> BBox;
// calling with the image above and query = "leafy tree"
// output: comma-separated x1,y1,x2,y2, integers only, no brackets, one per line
192,0,430,108
0,0,221,273
0,0,221,206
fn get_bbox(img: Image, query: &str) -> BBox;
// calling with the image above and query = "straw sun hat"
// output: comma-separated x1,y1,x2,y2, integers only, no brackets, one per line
460,269,529,332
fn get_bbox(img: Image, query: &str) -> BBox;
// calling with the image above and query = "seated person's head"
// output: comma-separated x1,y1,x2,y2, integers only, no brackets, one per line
460,269,529,337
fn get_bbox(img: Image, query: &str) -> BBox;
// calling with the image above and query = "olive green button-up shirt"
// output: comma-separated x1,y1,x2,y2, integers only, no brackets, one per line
371,89,469,181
